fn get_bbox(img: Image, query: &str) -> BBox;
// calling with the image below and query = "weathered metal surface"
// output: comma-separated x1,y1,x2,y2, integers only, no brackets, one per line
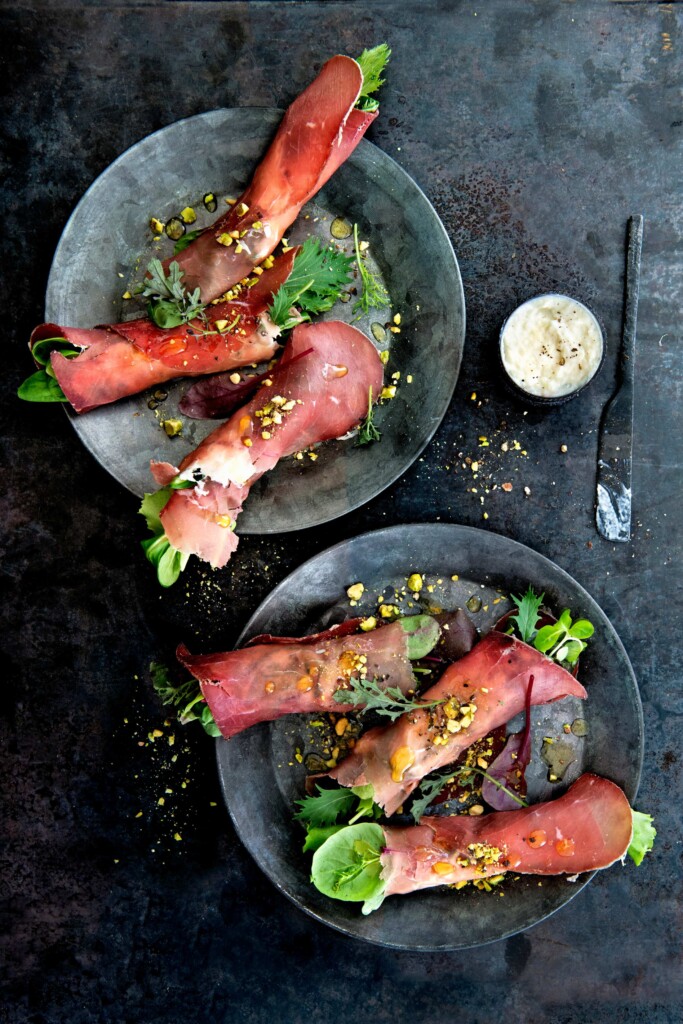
2,2,681,1022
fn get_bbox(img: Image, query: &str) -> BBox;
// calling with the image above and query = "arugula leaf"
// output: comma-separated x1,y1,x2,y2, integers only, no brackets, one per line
627,810,656,866
140,259,206,329
294,785,358,828
333,675,444,721
409,769,458,823
355,386,382,447
352,223,390,314
150,662,220,737
310,822,386,907
355,43,391,112
139,488,190,587
510,587,544,643
267,237,353,331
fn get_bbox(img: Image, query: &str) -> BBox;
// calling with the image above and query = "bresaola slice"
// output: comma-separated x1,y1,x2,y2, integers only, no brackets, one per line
381,774,634,896
178,620,416,739
168,55,372,302
329,631,587,815
41,249,298,414
151,320,383,569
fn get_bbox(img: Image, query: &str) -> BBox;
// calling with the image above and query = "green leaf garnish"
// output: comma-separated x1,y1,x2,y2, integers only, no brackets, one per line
355,387,381,447
352,223,390,314
18,336,82,403
17,369,68,403
508,587,594,666
294,785,358,829
332,675,444,721
150,662,220,737
510,587,544,644
139,487,190,587
310,822,386,910
267,237,353,331
627,810,656,866
173,229,203,255
355,43,391,112
409,764,529,823
141,259,206,329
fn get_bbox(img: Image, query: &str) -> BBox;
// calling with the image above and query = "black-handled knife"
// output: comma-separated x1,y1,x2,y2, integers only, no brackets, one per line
595,215,644,542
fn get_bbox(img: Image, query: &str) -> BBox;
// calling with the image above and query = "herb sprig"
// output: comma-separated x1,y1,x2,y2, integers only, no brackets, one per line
268,237,353,331
409,764,529,823
352,223,390,314
150,662,220,737
355,387,381,446
140,259,206,329
508,586,594,666
294,783,380,853
333,675,444,721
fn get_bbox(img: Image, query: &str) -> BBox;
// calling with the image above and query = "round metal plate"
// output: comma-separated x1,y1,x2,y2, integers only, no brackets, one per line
45,109,465,533
216,523,643,950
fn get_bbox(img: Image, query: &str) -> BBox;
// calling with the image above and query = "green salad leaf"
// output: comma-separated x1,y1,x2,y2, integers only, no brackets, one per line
150,662,220,737
139,487,191,588
173,229,202,254
355,43,391,112
627,810,656,866
18,336,81,403
140,259,206,329
311,822,386,911
267,237,353,331
510,586,544,644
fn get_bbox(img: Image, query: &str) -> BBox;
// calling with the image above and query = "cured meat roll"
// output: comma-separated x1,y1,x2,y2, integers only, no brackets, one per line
329,631,588,815
40,249,297,414
169,54,376,302
178,617,439,739
146,320,383,574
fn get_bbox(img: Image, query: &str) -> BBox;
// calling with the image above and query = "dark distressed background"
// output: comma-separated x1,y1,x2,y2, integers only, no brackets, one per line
2,2,681,1022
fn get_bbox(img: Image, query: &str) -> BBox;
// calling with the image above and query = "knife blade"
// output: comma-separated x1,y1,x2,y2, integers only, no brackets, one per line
595,214,643,542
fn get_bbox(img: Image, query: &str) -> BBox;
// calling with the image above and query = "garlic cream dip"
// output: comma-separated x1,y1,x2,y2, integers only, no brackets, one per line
500,294,603,400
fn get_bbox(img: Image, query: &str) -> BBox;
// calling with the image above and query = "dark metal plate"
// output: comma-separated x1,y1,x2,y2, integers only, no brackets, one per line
45,109,465,533
216,523,643,950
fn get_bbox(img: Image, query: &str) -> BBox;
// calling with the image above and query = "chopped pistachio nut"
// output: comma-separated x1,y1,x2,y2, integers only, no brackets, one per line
229,373,241,384
393,313,402,325
379,603,400,619
381,385,397,400
347,582,365,602
359,616,377,632
217,233,233,247
162,419,183,437
379,349,390,365
150,217,165,235
180,207,197,224
407,573,423,592
236,202,249,216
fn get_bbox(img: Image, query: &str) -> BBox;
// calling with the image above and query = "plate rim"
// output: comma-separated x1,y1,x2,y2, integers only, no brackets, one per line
47,108,466,531
216,522,644,951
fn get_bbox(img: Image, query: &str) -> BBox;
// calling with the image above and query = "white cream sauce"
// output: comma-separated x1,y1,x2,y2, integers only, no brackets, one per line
501,295,603,398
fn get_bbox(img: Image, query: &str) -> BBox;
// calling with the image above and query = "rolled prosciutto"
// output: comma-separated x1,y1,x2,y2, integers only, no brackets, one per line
169,54,376,302
178,619,421,739
150,320,383,569
381,774,633,895
329,631,588,815
41,249,298,414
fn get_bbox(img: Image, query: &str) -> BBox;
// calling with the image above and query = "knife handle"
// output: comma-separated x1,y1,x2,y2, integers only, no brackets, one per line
620,215,643,387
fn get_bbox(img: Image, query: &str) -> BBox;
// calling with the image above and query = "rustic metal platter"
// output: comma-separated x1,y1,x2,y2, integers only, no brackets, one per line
45,109,465,532
216,523,643,950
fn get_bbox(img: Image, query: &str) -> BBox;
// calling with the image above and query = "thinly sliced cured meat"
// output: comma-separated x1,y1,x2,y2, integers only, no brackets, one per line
329,631,587,815
178,620,416,739
154,320,383,568
169,56,372,302
40,249,297,414
381,774,633,896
